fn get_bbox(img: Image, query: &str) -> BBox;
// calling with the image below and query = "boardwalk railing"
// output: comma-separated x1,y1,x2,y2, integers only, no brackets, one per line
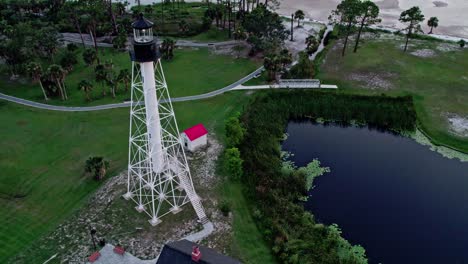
278,79,321,88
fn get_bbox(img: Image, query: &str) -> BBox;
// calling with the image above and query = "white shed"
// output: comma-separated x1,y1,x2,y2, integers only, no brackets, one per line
180,124,208,152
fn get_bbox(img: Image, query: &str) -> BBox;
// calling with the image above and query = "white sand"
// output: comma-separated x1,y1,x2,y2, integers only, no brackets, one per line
277,0,468,38
119,0,468,38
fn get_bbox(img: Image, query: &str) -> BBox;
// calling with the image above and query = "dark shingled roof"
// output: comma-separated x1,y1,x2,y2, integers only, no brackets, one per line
156,240,241,264
132,13,154,29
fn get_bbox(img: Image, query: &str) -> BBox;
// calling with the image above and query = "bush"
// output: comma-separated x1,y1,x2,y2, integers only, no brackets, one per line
67,43,78,52
85,156,110,181
219,199,231,216
225,113,245,147
224,147,243,181
60,51,78,71
459,39,466,48
288,51,315,78
323,30,337,46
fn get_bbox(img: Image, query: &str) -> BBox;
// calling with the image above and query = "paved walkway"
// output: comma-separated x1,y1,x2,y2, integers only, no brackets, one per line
61,33,240,49
0,67,264,112
183,222,214,242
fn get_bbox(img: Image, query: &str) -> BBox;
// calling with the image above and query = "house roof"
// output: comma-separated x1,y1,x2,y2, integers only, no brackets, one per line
156,239,241,264
183,124,208,141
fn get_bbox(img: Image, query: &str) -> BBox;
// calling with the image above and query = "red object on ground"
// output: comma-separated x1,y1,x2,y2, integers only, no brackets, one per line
113,246,125,255
183,124,208,141
191,246,202,262
88,251,101,262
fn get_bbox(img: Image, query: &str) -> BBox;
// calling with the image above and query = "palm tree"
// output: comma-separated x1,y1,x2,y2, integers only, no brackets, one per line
78,79,93,101
145,5,154,14
26,62,48,101
178,20,189,35
294,10,305,27
279,49,292,69
427,17,439,34
263,55,280,82
118,69,131,92
161,38,176,60
95,64,107,96
83,49,97,66
47,64,67,100
104,60,117,98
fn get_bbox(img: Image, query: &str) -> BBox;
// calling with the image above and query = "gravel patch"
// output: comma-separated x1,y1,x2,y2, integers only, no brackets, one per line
410,49,437,58
348,72,396,90
436,43,459,52
211,42,250,58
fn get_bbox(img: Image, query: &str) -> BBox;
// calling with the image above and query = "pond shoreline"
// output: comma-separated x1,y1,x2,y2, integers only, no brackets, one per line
283,121,468,263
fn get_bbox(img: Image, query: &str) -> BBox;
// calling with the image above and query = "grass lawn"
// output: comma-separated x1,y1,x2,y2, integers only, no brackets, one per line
0,90,273,262
222,182,277,264
318,36,468,152
184,28,231,42
0,47,259,106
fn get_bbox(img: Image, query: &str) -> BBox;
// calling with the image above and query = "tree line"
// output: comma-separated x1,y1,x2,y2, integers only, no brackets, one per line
229,90,416,263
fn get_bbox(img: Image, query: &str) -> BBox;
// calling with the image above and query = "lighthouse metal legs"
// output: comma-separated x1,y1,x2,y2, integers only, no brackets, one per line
124,59,208,226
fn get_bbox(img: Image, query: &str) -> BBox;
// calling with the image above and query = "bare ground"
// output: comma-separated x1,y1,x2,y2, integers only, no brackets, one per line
447,114,468,137
11,136,233,263
284,22,325,59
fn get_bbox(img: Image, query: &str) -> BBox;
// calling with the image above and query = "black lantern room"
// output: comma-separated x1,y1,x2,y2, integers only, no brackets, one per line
131,13,159,62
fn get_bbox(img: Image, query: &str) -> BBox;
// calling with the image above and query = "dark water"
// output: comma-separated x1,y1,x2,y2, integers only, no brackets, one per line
282,121,468,264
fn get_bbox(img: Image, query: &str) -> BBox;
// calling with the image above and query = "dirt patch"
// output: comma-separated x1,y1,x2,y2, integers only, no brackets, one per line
11,136,234,263
348,72,396,90
410,49,437,58
447,114,468,137
211,42,250,58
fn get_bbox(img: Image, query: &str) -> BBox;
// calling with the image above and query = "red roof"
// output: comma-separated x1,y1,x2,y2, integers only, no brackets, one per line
184,124,208,141
113,246,125,255
88,251,101,262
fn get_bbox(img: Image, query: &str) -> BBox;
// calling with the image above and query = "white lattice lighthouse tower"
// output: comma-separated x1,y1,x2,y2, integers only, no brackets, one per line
123,14,208,226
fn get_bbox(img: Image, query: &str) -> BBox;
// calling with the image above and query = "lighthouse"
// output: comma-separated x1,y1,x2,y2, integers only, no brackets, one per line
123,14,208,227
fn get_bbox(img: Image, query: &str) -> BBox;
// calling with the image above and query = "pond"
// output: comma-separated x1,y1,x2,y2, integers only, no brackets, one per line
282,121,468,264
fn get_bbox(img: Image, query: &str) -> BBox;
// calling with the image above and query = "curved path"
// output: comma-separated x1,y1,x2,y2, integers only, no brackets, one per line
0,66,263,112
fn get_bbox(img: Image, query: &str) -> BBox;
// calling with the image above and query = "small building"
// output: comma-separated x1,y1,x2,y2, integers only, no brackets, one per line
156,239,241,264
180,124,208,152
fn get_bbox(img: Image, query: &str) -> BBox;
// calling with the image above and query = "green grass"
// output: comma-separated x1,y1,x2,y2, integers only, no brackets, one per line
222,182,277,264
185,28,231,42
318,37,468,152
0,47,259,106
0,90,272,262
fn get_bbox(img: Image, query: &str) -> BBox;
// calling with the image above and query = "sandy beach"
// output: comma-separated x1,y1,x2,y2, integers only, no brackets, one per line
277,0,468,38
120,0,468,38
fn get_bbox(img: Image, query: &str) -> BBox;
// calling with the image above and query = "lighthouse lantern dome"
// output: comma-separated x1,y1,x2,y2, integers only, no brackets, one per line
132,13,154,43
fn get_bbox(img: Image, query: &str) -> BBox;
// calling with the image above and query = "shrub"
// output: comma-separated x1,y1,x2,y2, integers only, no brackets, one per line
219,199,231,216
85,156,110,181
60,51,78,72
224,147,243,181
67,43,78,52
459,39,466,48
225,113,245,147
